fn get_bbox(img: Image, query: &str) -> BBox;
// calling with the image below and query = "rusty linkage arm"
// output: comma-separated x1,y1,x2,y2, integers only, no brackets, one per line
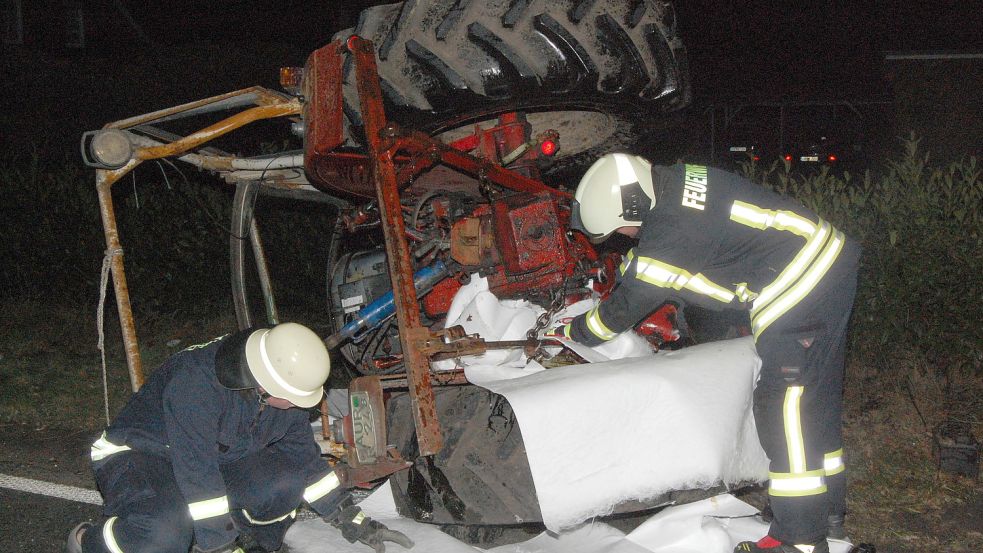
407,325,565,362
382,127,573,200
348,36,445,458
134,102,300,162
397,129,572,200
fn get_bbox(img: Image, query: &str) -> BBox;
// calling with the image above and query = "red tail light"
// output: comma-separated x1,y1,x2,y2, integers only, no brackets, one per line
540,139,557,156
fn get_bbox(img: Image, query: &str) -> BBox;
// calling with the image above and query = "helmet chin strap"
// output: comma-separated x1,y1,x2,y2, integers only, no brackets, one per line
236,388,264,411
652,164,672,205
255,386,297,410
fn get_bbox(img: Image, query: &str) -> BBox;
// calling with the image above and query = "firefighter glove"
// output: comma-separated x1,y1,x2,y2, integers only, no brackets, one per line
329,505,415,552
542,323,568,340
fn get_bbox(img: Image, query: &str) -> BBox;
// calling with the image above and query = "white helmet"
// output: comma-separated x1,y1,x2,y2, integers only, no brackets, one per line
217,322,331,408
570,153,656,243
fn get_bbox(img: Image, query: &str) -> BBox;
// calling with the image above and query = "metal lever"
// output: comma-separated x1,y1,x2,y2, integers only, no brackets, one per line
406,325,572,362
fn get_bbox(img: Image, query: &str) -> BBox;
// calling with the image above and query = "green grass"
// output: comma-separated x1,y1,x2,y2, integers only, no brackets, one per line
0,300,119,428
0,300,237,429
843,355,983,551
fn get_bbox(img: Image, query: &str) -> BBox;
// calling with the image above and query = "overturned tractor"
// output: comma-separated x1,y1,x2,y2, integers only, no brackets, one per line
83,0,707,535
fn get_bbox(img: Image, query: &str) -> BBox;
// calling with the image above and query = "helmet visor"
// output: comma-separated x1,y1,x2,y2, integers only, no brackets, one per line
569,200,611,244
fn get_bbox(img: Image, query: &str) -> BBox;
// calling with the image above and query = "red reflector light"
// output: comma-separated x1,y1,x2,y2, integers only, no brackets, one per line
828,154,837,162
784,154,792,161
540,139,557,156
753,155,760,161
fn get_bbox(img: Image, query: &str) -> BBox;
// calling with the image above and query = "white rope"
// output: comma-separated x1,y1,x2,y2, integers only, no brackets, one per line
97,248,123,426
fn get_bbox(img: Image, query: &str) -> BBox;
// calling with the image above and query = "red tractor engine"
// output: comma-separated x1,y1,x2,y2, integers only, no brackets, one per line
419,192,616,319
440,192,610,305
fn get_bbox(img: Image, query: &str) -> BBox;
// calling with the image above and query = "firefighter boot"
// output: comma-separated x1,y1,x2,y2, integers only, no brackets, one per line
757,501,845,540
734,536,831,553
827,513,847,540
65,522,92,553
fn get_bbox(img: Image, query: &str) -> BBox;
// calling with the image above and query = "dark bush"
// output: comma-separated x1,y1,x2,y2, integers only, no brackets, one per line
3,134,980,377
740,135,982,376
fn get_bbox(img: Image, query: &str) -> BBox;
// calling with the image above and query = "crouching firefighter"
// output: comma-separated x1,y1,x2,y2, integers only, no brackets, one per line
67,322,414,553
558,154,860,553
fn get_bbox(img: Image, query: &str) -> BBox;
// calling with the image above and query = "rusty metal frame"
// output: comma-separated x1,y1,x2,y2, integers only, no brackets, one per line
348,37,444,456
395,129,572,199
93,38,576,466
93,88,302,391
335,37,575,459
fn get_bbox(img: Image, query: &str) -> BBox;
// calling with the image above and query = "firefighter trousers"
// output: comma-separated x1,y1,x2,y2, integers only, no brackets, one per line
83,448,306,553
752,241,859,545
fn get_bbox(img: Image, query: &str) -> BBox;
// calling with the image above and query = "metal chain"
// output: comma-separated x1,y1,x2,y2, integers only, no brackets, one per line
526,279,568,340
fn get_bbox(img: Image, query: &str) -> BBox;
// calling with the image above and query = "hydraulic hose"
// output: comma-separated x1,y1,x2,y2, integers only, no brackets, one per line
324,259,450,350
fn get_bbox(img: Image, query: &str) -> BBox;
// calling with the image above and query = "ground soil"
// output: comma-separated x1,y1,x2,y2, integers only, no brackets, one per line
0,424,100,489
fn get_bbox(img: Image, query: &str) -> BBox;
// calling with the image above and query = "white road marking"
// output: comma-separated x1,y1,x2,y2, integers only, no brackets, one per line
0,473,103,505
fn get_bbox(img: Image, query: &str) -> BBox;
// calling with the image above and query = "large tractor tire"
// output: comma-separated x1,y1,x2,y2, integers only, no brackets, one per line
334,0,690,176
385,385,730,545
386,386,543,527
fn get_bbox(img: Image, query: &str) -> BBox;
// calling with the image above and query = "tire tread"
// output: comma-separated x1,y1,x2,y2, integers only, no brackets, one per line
329,0,691,178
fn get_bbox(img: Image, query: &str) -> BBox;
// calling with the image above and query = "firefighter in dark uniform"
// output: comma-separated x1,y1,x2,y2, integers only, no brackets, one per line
66,322,413,553
560,154,860,553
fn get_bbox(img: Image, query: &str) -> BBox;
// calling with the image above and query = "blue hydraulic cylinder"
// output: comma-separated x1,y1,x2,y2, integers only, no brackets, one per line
324,259,449,349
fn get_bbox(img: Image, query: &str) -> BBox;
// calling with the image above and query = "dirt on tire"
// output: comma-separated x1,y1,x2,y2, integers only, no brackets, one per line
325,0,691,197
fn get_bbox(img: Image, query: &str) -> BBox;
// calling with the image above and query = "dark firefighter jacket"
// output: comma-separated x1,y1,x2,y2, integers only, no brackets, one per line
562,162,852,346
89,336,346,550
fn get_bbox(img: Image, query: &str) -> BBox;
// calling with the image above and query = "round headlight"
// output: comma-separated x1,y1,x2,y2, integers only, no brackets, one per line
90,130,133,168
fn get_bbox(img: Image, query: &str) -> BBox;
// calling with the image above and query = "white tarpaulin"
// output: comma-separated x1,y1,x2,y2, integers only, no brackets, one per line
282,483,855,553
434,277,769,531
469,341,769,532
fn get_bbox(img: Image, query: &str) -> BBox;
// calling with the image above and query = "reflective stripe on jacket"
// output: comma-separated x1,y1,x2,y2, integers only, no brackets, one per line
566,163,854,346
93,337,346,550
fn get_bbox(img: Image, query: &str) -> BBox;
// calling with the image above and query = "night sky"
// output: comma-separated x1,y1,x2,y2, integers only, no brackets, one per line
675,1,983,98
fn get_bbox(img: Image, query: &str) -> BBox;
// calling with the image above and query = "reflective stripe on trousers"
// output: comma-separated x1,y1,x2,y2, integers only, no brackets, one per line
729,201,845,339
101,517,126,553
91,432,131,462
